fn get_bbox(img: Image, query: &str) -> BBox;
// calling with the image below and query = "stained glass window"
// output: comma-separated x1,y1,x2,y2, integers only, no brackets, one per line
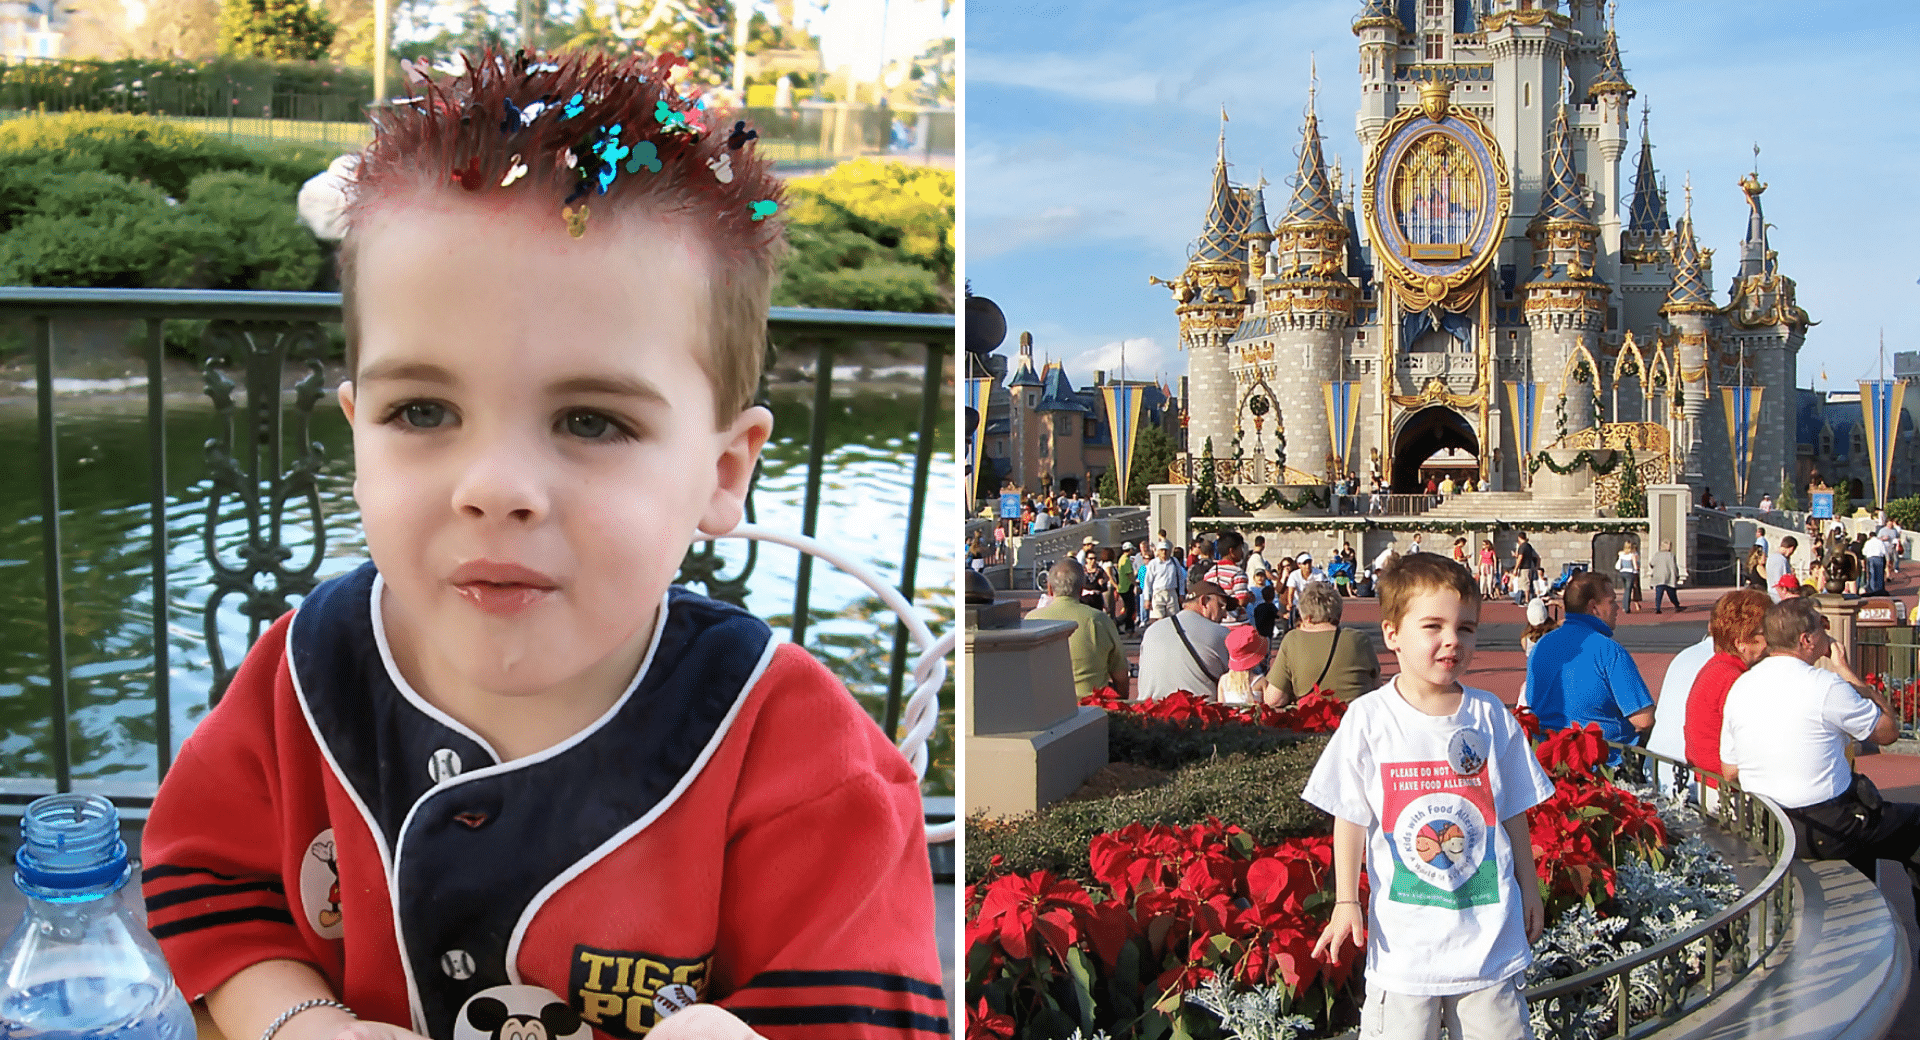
1392,133,1483,257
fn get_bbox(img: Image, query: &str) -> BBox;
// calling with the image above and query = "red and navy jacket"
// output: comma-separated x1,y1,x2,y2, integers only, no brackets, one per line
142,562,946,1040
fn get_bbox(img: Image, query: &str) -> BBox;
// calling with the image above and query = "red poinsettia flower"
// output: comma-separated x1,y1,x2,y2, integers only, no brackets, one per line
966,998,1015,1040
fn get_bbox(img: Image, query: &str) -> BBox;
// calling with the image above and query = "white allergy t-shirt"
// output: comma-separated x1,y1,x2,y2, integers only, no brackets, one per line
1721,655,1882,808
1301,680,1556,996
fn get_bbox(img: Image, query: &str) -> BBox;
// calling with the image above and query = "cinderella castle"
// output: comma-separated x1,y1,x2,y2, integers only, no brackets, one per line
1152,0,1817,511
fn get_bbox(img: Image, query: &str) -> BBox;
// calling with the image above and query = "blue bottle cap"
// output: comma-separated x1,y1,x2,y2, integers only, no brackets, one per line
15,793,129,891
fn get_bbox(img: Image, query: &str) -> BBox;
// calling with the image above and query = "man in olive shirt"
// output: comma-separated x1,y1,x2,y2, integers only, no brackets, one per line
1027,558,1130,697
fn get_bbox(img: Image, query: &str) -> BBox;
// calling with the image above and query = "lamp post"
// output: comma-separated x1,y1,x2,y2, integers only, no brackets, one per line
372,0,386,111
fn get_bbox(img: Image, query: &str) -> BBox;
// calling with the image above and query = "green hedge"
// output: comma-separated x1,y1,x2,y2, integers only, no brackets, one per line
964,738,1331,883
0,112,335,201
1106,712,1317,771
0,56,371,119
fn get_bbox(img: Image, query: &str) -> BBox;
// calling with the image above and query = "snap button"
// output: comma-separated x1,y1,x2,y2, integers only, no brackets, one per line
442,949,476,979
429,749,464,784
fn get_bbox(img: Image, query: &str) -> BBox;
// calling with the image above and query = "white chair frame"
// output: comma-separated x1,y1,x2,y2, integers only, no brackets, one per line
719,524,956,844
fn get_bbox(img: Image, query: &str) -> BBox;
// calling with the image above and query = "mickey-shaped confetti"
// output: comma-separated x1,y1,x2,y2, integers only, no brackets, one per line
750,200,778,221
727,121,757,150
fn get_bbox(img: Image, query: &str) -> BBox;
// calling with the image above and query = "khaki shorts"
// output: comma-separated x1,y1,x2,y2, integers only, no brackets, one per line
1359,975,1534,1040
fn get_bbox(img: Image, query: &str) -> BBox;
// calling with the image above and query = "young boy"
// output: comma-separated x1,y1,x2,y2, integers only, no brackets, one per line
1303,554,1553,1039
139,48,943,1040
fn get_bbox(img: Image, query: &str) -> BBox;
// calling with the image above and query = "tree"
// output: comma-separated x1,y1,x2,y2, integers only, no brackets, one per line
1777,473,1799,512
1096,423,1174,507
1614,445,1644,518
1193,438,1218,518
220,0,337,59
133,0,222,57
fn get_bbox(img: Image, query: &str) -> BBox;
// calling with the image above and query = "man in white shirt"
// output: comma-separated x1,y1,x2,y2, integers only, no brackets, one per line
1244,536,1271,581
1765,536,1796,603
1863,530,1888,595
1721,598,1918,902
1136,580,1233,700
1142,541,1187,615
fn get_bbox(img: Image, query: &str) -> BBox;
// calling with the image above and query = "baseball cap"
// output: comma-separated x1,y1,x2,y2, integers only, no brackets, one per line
1226,626,1269,672
1295,552,1312,564
1083,536,1097,545
1123,541,1134,550
1526,598,1549,626
1185,579,1231,607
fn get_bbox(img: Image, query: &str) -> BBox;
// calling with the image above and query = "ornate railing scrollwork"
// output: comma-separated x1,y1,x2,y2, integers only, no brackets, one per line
198,320,333,703
1523,744,1795,1039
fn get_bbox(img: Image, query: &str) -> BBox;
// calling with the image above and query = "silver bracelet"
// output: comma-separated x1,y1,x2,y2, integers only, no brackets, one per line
261,999,356,1040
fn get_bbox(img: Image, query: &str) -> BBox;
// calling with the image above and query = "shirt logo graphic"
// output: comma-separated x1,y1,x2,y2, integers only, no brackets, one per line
568,945,714,1039
1382,761,1501,909
297,829,345,939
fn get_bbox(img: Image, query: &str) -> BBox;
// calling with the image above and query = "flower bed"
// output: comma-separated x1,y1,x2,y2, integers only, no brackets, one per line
967,703,1738,1040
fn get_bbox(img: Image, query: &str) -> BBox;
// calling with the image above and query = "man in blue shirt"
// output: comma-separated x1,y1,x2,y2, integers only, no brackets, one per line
1527,572,1655,757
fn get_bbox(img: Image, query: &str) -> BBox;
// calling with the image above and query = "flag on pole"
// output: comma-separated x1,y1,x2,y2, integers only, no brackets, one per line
1860,379,1908,510
1720,385,1764,503
1103,383,1148,505
1323,382,1359,472
1505,382,1541,459
965,378,994,494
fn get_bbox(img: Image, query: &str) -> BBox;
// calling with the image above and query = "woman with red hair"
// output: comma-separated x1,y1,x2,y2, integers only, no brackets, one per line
1686,589,1773,787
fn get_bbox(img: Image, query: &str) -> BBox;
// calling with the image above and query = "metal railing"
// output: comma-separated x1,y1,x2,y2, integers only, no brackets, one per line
0,287,952,813
1855,627,1920,739
1522,743,1796,1039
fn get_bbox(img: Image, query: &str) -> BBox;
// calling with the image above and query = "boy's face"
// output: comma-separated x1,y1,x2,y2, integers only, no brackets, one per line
1381,587,1479,693
339,196,772,699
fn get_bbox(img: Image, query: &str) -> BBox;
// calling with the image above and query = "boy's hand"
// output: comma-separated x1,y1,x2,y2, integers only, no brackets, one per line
333,1022,432,1040
647,1005,766,1040
1521,880,1546,944
1311,902,1366,962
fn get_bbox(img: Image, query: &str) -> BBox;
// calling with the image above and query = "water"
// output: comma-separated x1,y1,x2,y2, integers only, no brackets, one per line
0,980,191,1040
0,386,954,796
0,794,193,1040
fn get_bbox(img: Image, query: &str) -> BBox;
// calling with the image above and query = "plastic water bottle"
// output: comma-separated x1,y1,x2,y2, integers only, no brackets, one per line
0,794,193,1040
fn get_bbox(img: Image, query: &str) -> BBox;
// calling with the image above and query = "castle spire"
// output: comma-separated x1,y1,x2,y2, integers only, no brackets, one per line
1281,81,1341,227
1535,103,1593,226
1738,145,1770,277
1352,0,1401,32
1625,103,1668,233
1191,113,1250,263
1587,4,1633,101
1663,174,1715,312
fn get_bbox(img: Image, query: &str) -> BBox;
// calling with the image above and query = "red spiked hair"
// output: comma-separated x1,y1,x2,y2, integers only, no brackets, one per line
336,46,786,423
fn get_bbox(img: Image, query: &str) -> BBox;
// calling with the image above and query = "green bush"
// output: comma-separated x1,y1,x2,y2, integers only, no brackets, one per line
1106,712,1315,772
964,738,1331,882
0,56,371,118
179,170,322,290
0,172,217,287
776,158,953,313
1888,495,1920,531
773,259,944,313
0,112,334,198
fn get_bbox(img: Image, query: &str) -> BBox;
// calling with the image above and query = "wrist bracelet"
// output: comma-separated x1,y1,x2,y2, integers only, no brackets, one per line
262,999,355,1040
1335,899,1361,905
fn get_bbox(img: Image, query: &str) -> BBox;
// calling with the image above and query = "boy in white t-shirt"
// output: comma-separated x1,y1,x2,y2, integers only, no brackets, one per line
1304,554,1555,1039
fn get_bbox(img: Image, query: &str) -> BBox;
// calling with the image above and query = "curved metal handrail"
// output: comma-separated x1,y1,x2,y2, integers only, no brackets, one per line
1521,743,1796,1038
717,524,955,845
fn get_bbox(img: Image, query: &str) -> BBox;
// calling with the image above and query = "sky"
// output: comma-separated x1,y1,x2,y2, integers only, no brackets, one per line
964,0,1920,394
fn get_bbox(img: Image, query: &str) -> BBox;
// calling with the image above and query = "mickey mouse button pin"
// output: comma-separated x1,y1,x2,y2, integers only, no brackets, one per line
1447,727,1489,777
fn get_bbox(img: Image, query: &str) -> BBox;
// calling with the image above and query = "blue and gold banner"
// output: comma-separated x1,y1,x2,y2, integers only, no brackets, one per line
1720,385,1764,503
1860,380,1908,510
1505,382,1541,459
1322,382,1359,473
965,377,994,494
1102,384,1148,504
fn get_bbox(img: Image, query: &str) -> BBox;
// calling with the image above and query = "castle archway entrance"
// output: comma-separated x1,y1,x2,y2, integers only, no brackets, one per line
1391,406,1478,493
